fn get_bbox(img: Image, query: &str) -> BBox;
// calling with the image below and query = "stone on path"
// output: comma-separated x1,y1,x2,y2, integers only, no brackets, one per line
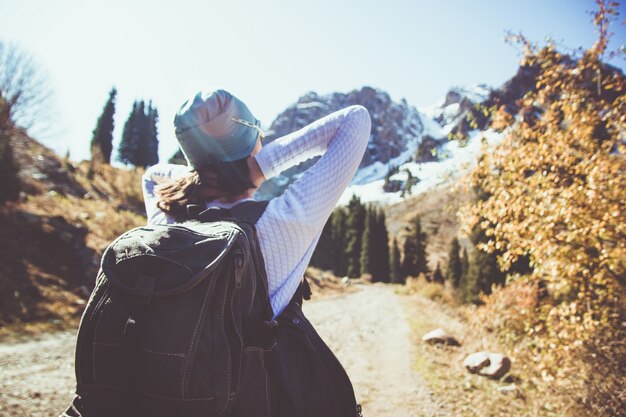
463,352,511,379
422,328,460,346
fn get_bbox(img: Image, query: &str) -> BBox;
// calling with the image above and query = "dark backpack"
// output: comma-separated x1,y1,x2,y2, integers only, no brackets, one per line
63,200,362,417
64,201,276,417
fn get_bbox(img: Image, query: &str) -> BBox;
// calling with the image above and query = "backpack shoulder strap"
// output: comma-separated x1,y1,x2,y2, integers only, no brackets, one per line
229,200,269,225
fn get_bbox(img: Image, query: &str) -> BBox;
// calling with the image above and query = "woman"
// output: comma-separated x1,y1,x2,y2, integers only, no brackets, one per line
143,89,371,318
142,89,371,416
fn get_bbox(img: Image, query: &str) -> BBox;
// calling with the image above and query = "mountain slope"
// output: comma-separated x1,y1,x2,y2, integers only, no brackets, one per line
0,129,145,330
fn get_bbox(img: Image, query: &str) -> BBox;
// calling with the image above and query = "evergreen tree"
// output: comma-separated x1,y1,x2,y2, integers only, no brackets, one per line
359,205,374,277
345,195,365,277
331,207,348,276
401,215,428,278
143,102,159,167
460,247,469,287
118,100,159,168
401,229,416,278
390,237,402,284
459,224,505,303
446,237,462,287
0,131,20,203
90,87,116,164
118,101,140,166
432,263,444,284
311,214,335,271
415,219,428,276
371,207,390,283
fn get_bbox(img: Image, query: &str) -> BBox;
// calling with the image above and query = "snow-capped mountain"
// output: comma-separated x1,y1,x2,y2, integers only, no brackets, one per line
254,87,424,199
255,84,499,205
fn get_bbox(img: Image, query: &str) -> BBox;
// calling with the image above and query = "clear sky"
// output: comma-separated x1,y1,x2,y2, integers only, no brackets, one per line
1,0,624,162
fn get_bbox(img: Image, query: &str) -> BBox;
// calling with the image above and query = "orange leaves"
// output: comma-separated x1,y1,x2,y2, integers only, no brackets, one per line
461,9,626,397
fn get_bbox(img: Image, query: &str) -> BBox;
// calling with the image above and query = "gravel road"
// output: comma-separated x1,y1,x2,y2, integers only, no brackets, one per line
0,284,449,417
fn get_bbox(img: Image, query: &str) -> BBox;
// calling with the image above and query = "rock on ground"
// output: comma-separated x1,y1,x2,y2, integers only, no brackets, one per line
421,328,461,346
463,352,511,379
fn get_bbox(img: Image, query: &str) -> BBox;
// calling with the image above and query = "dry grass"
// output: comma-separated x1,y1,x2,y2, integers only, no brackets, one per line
401,289,561,417
398,275,458,307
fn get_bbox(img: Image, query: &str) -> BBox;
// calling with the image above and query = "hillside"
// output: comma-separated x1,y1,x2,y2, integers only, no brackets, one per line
384,184,474,272
0,129,146,332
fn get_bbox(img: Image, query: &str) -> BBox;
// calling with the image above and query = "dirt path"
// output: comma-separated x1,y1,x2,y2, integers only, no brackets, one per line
0,284,449,417
0,331,76,416
303,284,449,417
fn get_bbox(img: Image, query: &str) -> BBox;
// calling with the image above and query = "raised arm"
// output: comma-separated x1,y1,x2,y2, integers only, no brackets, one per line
253,105,371,315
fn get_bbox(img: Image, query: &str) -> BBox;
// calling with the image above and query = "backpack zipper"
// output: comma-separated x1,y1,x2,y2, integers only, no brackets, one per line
234,250,244,289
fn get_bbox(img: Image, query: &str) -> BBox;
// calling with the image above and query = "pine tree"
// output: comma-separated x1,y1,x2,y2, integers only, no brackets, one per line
402,215,428,278
446,237,462,287
311,214,335,271
401,228,417,278
345,195,365,278
460,247,469,286
415,218,428,276
90,87,116,164
372,207,390,283
459,225,505,303
432,263,444,284
331,207,348,276
0,131,20,203
390,237,402,284
118,101,140,166
0,98,19,203
118,100,159,168
142,102,159,167
359,205,374,277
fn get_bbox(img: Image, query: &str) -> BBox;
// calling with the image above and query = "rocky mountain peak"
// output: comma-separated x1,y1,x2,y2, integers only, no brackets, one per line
265,86,423,167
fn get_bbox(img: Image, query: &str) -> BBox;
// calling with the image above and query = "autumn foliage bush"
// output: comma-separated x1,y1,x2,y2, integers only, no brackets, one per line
462,1,625,414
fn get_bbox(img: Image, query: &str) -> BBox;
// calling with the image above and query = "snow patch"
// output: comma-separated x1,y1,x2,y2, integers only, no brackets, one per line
339,128,505,206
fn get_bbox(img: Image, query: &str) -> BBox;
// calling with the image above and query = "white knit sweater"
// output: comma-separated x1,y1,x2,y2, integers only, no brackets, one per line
142,105,371,317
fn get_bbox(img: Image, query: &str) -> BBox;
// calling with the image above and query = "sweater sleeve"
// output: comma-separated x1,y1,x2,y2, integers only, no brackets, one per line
254,105,371,316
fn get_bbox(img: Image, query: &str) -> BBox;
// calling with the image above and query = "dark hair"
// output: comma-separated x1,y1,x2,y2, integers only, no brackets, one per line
156,157,253,220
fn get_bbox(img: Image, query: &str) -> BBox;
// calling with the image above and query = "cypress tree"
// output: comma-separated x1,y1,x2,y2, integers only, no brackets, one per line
415,218,428,276
143,102,159,167
0,118,20,203
311,214,335,271
372,207,390,283
331,207,348,276
446,237,462,287
118,101,140,166
345,195,365,278
461,225,505,303
460,247,469,287
118,100,159,168
359,205,374,277
401,228,417,278
390,237,402,284
402,216,428,277
90,87,116,164
432,263,444,284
